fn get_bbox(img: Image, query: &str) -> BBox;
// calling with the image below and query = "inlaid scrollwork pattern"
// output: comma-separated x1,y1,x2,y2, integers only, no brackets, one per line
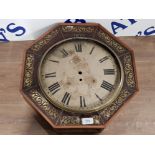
62,25,95,33
92,115,102,125
61,116,81,125
100,89,131,122
60,115,102,126
21,23,138,128
30,90,59,123
24,54,33,87
30,30,59,52
97,30,125,54
124,55,136,88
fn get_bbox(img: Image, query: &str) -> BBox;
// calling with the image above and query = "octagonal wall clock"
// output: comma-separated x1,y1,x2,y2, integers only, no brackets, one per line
21,23,138,130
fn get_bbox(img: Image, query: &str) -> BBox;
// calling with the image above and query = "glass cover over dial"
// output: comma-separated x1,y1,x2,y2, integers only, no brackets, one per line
38,39,123,113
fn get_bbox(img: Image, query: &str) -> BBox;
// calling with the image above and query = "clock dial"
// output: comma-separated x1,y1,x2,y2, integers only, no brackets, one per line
39,39,122,113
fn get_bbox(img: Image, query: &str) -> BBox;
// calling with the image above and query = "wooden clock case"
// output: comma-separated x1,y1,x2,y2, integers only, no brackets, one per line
21,23,138,130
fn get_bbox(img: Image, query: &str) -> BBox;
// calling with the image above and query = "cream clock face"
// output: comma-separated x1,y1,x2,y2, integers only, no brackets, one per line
39,39,122,113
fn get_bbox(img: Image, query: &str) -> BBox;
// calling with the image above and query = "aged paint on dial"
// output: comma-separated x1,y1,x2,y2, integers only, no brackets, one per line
39,39,122,113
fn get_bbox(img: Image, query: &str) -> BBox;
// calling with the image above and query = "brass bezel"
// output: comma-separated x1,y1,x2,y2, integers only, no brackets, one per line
38,37,124,114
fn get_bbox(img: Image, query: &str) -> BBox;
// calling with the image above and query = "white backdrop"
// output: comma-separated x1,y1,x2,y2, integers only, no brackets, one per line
0,19,155,42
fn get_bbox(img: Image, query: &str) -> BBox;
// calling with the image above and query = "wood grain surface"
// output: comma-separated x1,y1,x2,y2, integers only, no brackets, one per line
0,36,155,135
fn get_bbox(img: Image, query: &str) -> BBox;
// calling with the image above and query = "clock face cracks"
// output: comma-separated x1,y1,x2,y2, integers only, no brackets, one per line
39,39,122,113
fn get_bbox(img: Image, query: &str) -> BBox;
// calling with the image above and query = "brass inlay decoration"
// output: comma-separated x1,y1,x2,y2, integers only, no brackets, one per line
92,115,102,125
60,115,102,126
24,54,33,87
30,90,59,123
97,30,125,53
100,89,131,122
31,30,59,52
61,116,81,125
62,26,94,33
124,55,136,88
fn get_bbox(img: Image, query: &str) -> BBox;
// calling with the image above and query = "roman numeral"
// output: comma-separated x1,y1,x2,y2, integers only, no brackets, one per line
48,82,60,95
80,96,86,107
75,43,82,52
104,69,115,75
45,72,56,78
60,49,69,57
61,92,71,105
101,80,113,92
48,59,59,63
95,93,102,102
99,56,109,63
89,46,95,55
